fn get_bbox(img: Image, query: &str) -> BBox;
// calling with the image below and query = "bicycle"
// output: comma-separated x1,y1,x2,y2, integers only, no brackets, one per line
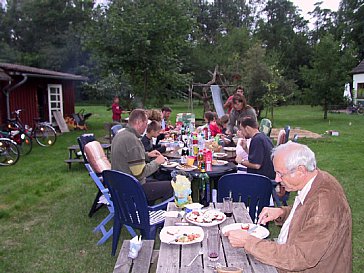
1,127,32,155
0,137,20,166
6,109,57,147
348,104,364,115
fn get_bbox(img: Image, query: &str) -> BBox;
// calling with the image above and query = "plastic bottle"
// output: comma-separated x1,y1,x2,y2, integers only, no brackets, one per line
199,163,210,207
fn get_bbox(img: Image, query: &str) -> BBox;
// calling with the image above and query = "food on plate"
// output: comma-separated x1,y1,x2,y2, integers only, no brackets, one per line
176,164,196,170
212,159,228,166
205,140,222,152
241,223,250,230
174,233,201,243
187,210,225,224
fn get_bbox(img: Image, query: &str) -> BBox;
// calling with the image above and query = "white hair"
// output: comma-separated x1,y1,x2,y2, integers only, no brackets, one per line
271,142,316,172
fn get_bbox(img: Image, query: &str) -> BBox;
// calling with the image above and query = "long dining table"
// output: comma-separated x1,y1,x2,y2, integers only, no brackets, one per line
156,202,278,273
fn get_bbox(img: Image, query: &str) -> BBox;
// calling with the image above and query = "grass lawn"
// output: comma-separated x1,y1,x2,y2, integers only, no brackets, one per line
0,103,363,272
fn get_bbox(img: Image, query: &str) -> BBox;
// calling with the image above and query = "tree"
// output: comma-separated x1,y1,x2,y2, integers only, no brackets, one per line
84,0,194,106
301,34,352,119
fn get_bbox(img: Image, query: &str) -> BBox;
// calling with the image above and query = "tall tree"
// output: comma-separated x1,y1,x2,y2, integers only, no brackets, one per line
84,0,194,106
255,0,311,81
301,34,353,119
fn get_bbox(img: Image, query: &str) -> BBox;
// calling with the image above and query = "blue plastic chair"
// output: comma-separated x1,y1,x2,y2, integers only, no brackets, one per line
111,124,123,138
85,164,136,245
218,173,273,223
103,170,173,256
77,133,96,164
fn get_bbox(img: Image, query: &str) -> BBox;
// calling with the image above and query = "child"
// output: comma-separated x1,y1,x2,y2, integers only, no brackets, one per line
141,120,166,153
111,96,122,122
204,111,221,137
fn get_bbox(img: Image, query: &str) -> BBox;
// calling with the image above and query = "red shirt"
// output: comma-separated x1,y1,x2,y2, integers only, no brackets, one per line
112,103,122,122
209,122,222,137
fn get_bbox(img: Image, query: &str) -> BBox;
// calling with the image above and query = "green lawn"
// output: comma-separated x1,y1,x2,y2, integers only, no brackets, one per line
0,103,363,272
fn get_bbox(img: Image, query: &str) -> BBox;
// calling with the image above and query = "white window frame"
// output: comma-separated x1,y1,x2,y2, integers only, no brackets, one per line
47,84,63,124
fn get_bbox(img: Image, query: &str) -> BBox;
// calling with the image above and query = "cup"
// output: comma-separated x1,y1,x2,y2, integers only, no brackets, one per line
207,230,220,261
223,197,233,217
187,156,195,166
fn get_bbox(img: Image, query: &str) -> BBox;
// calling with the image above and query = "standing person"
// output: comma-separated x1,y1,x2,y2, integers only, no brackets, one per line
224,86,244,114
225,142,352,273
235,116,275,179
111,109,173,204
161,106,172,131
111,96,122,123
204,111,222,137
226,93,256,135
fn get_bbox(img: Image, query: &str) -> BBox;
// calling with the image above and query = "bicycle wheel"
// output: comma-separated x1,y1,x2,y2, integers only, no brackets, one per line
34,124,57,146
17,134,33,155
357,107,364,115
0,138,20,166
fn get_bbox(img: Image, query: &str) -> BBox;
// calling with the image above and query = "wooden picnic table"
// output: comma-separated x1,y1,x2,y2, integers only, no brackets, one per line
156,202,278,273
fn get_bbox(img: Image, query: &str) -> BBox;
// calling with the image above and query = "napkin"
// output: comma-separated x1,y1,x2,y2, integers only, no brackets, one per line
128,235,143,259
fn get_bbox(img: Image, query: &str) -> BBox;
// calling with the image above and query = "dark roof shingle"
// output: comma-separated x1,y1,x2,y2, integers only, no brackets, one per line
0,63,87,81
352,60,364,75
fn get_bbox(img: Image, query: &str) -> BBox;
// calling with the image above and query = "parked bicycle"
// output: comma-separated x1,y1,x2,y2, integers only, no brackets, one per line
0,127,32,155
6,109,57,147
348,104,364,115
0,136,20,166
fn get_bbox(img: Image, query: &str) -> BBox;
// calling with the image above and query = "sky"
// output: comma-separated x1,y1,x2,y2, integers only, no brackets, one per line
290,0,340,20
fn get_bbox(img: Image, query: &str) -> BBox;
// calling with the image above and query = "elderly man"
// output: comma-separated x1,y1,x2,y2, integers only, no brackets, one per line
111,109,173,204
226,142,352,273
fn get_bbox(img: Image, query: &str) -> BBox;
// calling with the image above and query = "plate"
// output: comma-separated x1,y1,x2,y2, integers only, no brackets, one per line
214,152,228,158
176,164,198,171
160,226,204,245
185,210,226,227
162,161,179,168
212,160,228,166
221,223,269,239
223,147,236,152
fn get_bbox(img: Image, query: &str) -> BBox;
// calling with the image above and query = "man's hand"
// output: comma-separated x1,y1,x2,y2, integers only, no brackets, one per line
148,150,162,158
154,154,166,165
235,155,244,164
225,229,250,248
258,207,284,225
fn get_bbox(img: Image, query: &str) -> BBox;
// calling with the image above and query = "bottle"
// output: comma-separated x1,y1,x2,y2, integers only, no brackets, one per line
182,140,189,157
197,150,204,170
199,163,210,207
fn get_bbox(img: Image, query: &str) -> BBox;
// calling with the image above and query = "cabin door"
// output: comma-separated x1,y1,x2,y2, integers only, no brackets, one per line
47,84,63,124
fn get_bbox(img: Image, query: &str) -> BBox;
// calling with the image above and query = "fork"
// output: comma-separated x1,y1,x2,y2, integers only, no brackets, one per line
187,249,204,266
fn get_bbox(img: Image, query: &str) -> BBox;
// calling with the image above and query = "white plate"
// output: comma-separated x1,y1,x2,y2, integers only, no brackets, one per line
185,210,226,227
214,152,228,158
160,226,204,245
223,147,236,152
162,162,179,168
176,164,198,171
221,223,269,239
212,160,228,166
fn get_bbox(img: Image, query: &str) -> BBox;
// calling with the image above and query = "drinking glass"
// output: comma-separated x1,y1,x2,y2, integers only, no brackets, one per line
223,197,233,217
207,230,220,261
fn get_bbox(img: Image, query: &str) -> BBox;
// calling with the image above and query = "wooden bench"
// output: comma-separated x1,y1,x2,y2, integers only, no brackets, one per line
113,240,156,273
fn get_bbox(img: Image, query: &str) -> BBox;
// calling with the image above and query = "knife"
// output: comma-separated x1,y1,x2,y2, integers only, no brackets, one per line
247,225,259,234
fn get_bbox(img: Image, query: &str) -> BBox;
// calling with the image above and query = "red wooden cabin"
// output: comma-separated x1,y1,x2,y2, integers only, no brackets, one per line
0,63,87,128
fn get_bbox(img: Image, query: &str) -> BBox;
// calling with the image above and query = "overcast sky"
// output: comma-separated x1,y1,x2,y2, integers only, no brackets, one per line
290,0,340,20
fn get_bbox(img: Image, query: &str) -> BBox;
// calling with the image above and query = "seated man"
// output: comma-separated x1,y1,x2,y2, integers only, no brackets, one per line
111,109,173,204
236,116,275,179
225,142,352,273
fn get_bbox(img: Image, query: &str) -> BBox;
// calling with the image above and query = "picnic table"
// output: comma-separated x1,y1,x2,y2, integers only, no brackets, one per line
156,202,278,273
64,143,111,170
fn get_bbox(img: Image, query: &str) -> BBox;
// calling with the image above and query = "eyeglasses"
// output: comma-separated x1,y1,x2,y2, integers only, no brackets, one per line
275,168,297,179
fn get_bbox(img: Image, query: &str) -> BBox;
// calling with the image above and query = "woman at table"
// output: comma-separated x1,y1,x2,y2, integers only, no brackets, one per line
224,86,244,114
226,93,257,135
141,120,166,154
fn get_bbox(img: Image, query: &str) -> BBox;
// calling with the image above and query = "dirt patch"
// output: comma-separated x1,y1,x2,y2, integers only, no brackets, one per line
270,128,322,140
